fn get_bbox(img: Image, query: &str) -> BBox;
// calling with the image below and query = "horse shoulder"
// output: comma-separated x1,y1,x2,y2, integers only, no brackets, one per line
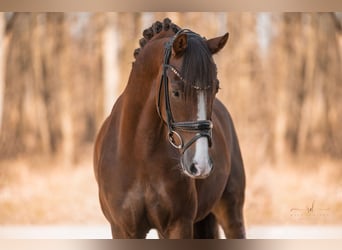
213,99,245,193
93,96,124,182
212,98,244,176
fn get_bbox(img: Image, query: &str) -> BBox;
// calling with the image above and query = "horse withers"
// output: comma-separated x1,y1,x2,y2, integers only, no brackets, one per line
94,18,246,239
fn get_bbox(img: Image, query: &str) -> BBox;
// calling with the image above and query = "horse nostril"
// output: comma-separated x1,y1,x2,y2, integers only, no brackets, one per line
190,163,198,175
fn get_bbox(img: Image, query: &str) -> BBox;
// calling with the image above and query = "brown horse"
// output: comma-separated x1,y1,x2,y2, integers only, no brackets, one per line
94,18,246,239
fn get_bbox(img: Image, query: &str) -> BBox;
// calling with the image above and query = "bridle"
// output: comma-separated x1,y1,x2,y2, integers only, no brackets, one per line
157,29,213,154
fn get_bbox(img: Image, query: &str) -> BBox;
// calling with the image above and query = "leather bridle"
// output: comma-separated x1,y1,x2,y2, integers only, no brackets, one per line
157,29,213,154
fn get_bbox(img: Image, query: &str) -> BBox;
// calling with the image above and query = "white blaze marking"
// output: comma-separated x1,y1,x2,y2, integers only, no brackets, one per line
193,92,210,174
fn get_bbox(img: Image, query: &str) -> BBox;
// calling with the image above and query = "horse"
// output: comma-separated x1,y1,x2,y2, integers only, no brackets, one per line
94,18,246,239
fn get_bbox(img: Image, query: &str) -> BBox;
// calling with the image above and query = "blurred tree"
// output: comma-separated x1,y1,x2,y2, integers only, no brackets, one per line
72,13,105,148
117,13,141,103
48,13,74,165
0,12,341,163
219,13,272,163
102,13,119,116
269,13,342,159
0,13,38,157
0,13,5,132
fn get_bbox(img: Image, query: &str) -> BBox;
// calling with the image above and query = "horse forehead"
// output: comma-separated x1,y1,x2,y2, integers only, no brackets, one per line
168,56,216,76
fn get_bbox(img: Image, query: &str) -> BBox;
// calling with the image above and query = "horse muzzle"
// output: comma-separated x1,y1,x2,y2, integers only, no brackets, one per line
180,136,214,179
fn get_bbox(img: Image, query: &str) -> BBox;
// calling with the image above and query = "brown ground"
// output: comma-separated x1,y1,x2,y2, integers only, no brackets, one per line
0,146,341,226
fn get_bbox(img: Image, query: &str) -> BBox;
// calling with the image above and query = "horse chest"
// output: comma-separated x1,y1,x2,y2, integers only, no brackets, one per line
142,171,227,226
194,174,228,220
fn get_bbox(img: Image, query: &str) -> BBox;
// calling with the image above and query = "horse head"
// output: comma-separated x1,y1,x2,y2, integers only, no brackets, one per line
155,23,229,178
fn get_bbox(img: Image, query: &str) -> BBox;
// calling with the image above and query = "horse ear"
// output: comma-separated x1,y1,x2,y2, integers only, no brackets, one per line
207,32,229,54
172,33,187,57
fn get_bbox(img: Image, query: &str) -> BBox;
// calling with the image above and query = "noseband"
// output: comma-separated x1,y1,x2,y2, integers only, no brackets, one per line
157,29,213,154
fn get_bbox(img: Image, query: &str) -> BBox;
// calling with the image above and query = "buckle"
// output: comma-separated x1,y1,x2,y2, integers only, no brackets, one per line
168,131,183,149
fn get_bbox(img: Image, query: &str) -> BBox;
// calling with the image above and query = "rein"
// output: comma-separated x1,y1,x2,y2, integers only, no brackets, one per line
157,29,213,154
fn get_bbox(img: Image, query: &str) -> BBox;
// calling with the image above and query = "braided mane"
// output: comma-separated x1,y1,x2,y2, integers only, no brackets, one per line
133,18,181,59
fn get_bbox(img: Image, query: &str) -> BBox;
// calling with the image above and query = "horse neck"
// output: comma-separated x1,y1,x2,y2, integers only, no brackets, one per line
118,42,166,145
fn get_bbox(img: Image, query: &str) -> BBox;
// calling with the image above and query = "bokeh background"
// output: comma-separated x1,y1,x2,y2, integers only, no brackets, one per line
0,12,341,230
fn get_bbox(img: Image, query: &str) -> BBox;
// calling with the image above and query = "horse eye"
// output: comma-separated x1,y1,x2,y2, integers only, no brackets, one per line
215,80,220,93
172,90,180,98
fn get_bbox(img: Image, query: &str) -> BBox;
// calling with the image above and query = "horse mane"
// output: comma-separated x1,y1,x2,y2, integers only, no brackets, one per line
133,18,180,59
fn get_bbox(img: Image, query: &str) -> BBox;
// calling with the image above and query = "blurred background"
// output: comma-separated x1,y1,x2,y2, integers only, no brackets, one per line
0,12,341,232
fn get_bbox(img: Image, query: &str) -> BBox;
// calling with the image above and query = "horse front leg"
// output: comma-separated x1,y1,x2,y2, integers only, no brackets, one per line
161,219,194,239
110,221,150,239
214,177,246,239
215,196,246,239
193,213,220,239
214,162,246,238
